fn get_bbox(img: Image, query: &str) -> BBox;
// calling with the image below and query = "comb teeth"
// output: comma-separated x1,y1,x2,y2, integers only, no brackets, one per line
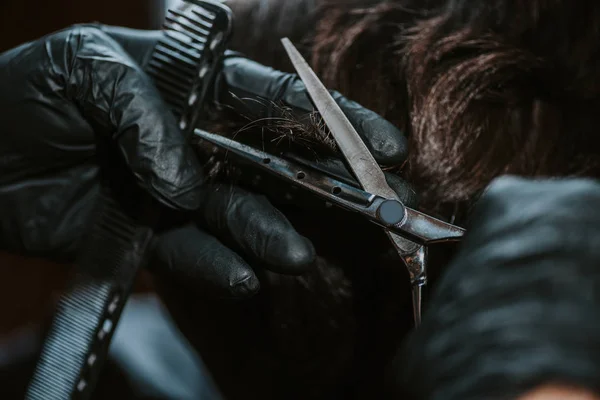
26,191,153,400
165,29,205,50
165,14,210,41
172,8,214,29
146,2,222,117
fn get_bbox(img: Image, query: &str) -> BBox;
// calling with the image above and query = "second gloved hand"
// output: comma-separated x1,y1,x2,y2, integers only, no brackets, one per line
395,176,600,399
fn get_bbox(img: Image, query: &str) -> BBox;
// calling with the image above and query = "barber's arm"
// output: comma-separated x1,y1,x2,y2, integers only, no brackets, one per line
395,176,600,400
0,24,412,298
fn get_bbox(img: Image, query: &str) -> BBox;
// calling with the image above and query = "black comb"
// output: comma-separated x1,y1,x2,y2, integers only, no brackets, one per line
146,0,233,136
26,189,154,400
25,1,233,398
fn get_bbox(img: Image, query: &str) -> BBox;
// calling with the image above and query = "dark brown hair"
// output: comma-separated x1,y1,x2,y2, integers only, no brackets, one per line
402,0,600,210
311,0,442,130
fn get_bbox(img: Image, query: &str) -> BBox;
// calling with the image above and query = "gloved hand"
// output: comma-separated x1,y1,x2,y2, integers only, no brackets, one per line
99,25,416,296
395,176,600,399
0,24,411,299
0,25,313,296
0,24,203,257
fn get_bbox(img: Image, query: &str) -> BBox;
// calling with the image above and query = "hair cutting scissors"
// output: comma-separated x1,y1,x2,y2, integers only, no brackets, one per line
194,38,465,325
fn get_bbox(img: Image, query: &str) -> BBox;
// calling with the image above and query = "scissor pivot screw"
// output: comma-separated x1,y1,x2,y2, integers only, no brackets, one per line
377,200,405,226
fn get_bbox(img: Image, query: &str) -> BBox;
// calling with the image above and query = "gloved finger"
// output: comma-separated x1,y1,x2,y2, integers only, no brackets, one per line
194,185,316,275
150,223,260,299
50,25,203,210
216,54,408,166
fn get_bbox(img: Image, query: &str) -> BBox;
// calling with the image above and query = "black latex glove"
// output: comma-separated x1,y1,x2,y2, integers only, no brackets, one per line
0,25,203,258
395,176,600,399
0,24,316,293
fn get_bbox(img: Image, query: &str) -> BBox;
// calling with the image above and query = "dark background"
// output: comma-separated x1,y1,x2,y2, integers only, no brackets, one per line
0,0,167,52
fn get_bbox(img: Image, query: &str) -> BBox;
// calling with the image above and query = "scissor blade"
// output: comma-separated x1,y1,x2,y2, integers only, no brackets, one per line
281,38,398,201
